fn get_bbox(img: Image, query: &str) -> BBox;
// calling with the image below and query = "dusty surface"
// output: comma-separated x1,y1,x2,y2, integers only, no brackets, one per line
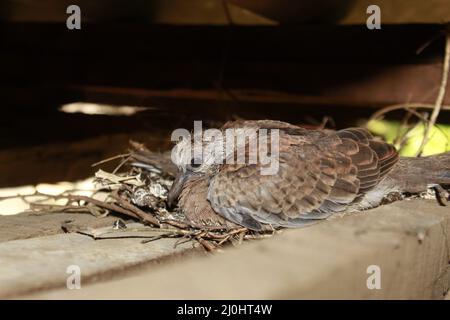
21,199,450,300
0,228,199,299
0,212,119,243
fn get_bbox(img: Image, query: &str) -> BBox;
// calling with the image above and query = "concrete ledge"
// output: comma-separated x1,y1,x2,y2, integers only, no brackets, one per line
25,199,450,299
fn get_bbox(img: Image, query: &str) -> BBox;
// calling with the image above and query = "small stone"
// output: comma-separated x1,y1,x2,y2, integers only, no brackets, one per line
113,219,127,230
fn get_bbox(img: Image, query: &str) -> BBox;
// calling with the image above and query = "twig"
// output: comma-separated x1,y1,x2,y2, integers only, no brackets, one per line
396,121,423,151
416,30,450,156
393,111,414,147
196,238,218,252
217,235,231,246
26,191,144,223
173,234,196,248
109,190,160,227
94,169,144,187
140,229,201,244
160,219,192,229
65,194,141,219
416,32,444,55
91,153,131,167
370,103,450,121
112,155,132,175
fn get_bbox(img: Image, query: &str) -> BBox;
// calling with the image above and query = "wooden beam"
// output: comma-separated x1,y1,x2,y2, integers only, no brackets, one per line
24,199,450,299
0,212,119,242
0,218,200,298
1,23,448,110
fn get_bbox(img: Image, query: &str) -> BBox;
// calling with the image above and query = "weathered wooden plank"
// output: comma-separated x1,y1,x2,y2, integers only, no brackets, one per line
26,199,450,299
0,131,170,187
0,231,198,298
2,24,448,110
0,212,120,243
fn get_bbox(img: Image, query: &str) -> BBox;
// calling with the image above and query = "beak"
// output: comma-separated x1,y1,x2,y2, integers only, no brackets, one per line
167,172,189,208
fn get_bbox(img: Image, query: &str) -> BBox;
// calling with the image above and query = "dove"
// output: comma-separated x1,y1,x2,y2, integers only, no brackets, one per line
134,120,450,231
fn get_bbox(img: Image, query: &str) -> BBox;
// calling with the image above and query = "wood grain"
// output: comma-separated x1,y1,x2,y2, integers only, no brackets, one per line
23,199,450,299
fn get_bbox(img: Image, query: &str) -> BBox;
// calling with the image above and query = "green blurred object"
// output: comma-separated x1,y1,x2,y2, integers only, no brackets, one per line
367,119,450,156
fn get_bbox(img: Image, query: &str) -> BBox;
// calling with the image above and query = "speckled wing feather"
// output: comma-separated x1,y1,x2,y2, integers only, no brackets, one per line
207,125,399,230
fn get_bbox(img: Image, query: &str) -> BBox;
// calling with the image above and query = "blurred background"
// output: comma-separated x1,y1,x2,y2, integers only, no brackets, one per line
0,0,449,194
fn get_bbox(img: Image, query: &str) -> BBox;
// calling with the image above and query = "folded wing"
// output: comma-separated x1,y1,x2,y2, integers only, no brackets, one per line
207,126,399,230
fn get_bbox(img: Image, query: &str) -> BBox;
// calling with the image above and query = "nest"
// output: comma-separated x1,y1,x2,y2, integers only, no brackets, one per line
24,141,274,251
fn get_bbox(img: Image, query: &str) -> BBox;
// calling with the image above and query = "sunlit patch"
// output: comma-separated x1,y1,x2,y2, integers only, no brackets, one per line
60,102,151,116
0,178,96,216
367,119,450,156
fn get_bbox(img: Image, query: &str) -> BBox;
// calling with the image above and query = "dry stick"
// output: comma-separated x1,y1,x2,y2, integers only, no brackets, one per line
370,103,450,121
65,194,141,220
29,203,92,212
196,237,217,252
160,219,192,230
112,155,132,175
141,229,201,244
160,217,234,231
416,32,444,55
389,108,430,149
218,235,231,246
141,235,165,244
188,222,234,231
108,190,160,227
4,191,107,218
244,233,275,240
0,189,95,202
397,122,424,151
403,108,429,123
397,110,450,147
91,153,131,167
141,226,250,247
416,31,450,156
22,192,145,221
173,235,195,248
393,111,414,147
237,230,246,245
219,227,247,238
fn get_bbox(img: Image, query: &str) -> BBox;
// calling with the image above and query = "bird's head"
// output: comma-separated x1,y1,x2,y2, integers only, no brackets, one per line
167,131,224,207
166,122,279,207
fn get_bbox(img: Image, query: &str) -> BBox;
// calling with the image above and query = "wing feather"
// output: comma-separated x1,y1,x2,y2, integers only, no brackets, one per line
205,124,399,230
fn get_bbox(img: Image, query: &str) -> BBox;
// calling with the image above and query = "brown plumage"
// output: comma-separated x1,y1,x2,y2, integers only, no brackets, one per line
132,120,450,231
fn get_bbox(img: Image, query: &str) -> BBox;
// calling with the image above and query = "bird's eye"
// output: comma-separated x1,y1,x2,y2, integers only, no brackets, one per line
188,158,201,170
